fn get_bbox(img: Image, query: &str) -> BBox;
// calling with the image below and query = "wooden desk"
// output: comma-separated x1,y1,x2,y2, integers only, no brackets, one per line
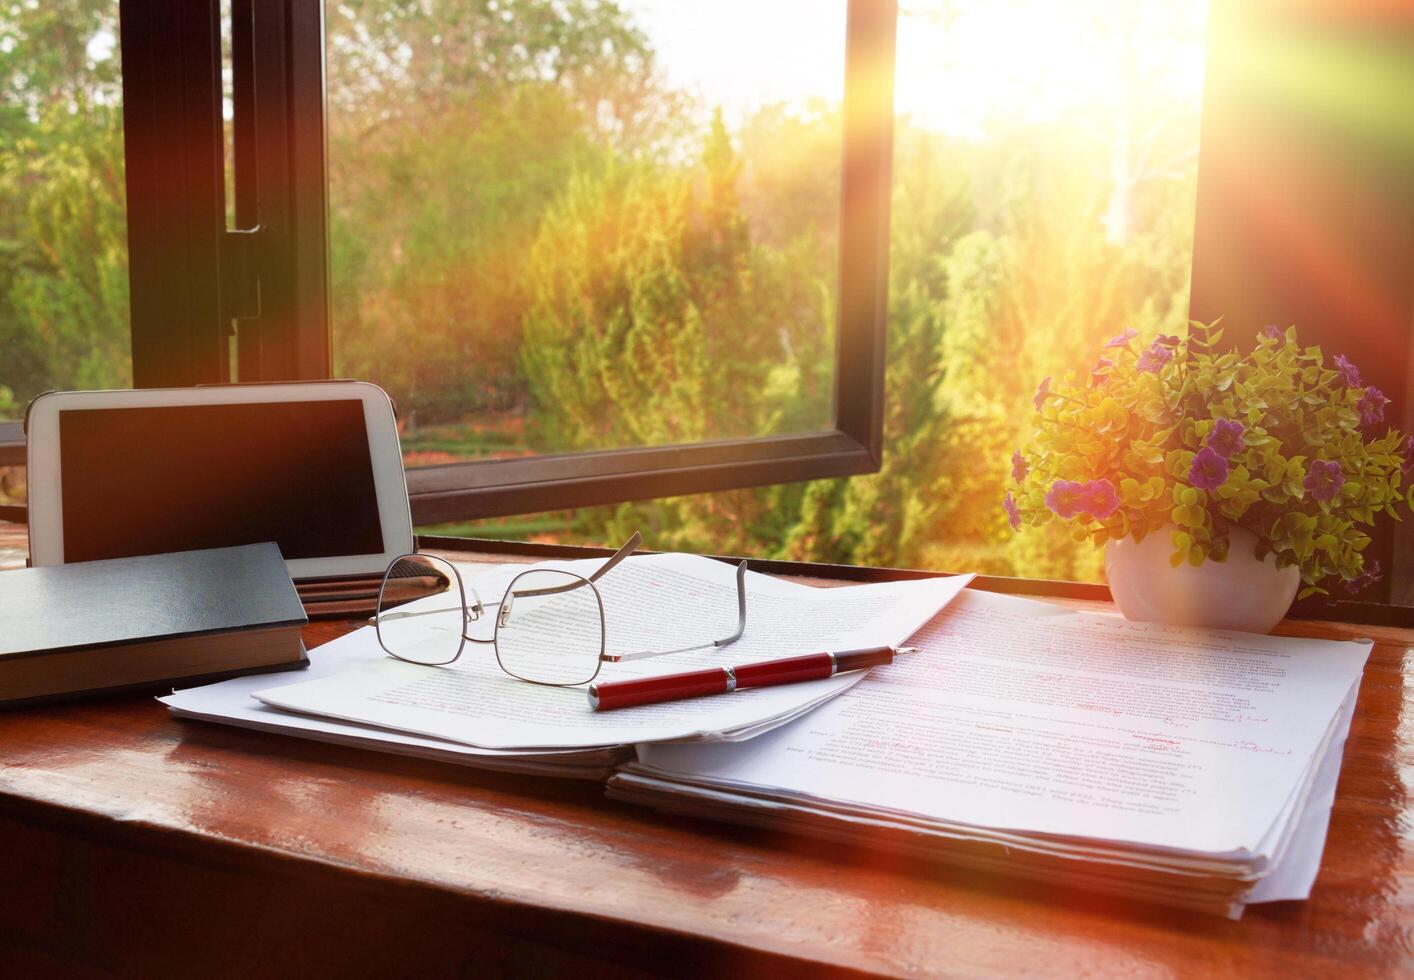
2,533,1412,977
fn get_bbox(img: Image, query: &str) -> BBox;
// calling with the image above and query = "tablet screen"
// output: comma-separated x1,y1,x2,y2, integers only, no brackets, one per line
58,399,385,564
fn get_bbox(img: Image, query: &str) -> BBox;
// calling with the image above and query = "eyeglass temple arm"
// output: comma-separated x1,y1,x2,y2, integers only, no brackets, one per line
495,531,645,602
721,559,748,644
589,531,642,583
483,531,644,608
372,604,464,624
601,560,748,663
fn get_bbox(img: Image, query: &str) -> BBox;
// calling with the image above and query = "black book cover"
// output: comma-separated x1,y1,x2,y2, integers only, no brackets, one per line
0,646,311,710
0,543,308,659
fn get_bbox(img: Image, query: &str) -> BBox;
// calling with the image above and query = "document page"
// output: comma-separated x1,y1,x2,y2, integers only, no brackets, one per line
1244,678,1360,900
636,589,1371,855
160,565,606,762
255,554,973,749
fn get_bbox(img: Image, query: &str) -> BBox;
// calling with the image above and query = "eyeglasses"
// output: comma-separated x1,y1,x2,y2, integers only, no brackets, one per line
372,532,748,686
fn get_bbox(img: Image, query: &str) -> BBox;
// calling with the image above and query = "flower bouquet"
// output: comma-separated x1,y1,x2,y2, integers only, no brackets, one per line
1006,321,1409,627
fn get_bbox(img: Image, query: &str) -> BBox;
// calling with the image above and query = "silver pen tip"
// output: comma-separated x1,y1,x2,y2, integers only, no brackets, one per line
896,646,919,655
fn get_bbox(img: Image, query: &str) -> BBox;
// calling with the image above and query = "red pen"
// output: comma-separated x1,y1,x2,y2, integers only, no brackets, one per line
587,645,914,711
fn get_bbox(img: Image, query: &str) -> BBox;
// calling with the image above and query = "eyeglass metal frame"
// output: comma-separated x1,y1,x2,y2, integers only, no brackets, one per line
373,531,749,687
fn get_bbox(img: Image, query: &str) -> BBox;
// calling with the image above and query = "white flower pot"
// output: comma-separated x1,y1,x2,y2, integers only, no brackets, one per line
1104,525,1301,634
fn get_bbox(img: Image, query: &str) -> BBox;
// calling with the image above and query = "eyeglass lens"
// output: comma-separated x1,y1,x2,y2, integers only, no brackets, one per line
494,568,604,685
376,554,468,666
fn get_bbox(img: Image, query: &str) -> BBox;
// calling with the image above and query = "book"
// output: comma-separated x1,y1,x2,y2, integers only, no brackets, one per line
0,543,309,706
608,589,1371,918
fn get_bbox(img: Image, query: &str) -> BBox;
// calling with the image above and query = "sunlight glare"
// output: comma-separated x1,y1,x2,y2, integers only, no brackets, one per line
630,0,1208,139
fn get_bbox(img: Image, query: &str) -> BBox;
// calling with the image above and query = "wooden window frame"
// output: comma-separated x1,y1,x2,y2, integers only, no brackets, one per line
115,0,331,386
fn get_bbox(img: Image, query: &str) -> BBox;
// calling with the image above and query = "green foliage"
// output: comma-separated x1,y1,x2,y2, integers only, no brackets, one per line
332,85,598,423
0,1,130,404
327,0,662,424
518,109,831,451
1010,321,1408,594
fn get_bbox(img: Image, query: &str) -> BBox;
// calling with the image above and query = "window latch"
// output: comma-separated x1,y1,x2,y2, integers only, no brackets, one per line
220,226,263,323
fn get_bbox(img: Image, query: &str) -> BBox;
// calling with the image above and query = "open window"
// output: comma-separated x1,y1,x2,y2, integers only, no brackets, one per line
105,0,898,526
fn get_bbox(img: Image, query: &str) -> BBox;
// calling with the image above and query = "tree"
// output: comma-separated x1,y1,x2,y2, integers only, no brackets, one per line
0,0,129,405
325,0,676,427
325,0,676,151
519,110,826,452
781,123,1195,577
331,84,599,423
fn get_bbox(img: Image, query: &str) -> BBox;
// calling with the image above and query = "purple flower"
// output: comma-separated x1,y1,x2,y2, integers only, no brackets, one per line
1261,324,1283,341
1011,450,1028,483
1333,354,1362,388
1004,492,1022,530
1103,327,1138,350
1358,386,1389,426
1090,357,1114,386
1082,479,1121,519
1187,447,1229,491
1155,334,1181,347
1033,376,1052,411
1045,480,1087,519
1044,479,1119,520
1205,418,1246,459
1402,435,1414,478
1303,459,1345,502
1136,344,1174,374
1345,560,1382,595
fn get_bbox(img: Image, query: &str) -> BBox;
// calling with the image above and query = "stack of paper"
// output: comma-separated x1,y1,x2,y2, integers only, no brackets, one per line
162,553,973,779
608,589,1371,916
161,628,630,779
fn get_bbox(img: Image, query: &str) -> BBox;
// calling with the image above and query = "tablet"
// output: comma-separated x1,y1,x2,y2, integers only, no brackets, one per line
26,382,413,581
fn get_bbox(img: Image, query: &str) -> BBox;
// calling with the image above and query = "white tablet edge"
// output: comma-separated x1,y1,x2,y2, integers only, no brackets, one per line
25,381,414,580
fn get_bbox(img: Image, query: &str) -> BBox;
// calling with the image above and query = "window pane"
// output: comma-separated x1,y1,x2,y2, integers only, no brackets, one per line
0,1,130,422
425,0,1209,584
327,0,845,467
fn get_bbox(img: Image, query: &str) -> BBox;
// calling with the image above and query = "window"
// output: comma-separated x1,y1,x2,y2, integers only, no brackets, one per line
4,0,1413,618
102,0,895,526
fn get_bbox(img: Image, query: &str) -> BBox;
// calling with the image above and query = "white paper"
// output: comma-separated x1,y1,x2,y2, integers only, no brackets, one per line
616,677,1365,903
636,589,1371,855
159,595,624,776
606,770,1252,916
1246,677,1361,902
160,560,623,778
254,552,974,750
